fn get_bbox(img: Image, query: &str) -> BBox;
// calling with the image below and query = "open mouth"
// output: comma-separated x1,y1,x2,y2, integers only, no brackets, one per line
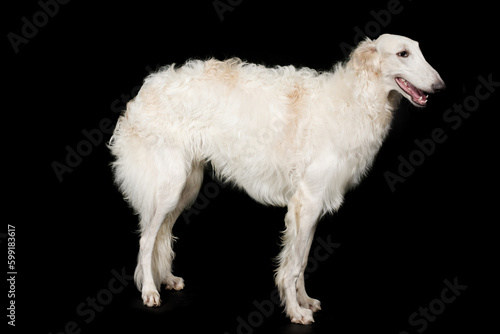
395,77,429,106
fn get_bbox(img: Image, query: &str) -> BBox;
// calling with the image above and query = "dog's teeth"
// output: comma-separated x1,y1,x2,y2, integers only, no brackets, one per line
425,95,429,99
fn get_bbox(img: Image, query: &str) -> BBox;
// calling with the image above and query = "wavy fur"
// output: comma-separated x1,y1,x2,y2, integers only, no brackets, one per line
109,34,444,324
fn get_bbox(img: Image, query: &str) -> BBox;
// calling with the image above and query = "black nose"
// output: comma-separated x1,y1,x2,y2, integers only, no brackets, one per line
432,80,446,92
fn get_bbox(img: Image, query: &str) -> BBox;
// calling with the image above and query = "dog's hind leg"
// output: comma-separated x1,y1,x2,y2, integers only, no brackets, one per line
152,163,204,291
134,150,188,307
275,186,322,324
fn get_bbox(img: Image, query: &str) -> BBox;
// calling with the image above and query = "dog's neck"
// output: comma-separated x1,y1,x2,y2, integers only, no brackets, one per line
340,63,398,133
381,90,402,133
387,90,402,111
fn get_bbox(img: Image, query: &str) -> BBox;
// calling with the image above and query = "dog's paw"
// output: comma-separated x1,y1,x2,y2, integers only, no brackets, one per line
289,307,314,325
301,297,321,312
142,289,161,307
164,276,185,291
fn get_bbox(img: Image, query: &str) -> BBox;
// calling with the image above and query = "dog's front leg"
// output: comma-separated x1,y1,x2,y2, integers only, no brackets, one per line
296,242,322,312
275,190,321,324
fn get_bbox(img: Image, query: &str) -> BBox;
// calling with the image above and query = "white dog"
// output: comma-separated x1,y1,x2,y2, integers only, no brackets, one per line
109,34,444,324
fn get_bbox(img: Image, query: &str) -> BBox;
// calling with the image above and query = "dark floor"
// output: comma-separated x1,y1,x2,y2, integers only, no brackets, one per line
6,0,498,333
36,237,493,334
26,181,498,333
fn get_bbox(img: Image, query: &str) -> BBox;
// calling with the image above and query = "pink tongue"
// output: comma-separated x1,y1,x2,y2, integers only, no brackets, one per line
407,82,424,100
398,78,427,104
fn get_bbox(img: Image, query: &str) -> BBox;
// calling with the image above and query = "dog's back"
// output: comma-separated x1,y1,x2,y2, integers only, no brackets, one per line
113,58,328,206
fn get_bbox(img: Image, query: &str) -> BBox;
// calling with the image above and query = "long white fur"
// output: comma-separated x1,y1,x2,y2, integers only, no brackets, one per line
109,34,444,324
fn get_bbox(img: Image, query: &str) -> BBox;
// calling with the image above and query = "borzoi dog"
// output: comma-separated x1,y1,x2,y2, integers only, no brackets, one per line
109,34,445,324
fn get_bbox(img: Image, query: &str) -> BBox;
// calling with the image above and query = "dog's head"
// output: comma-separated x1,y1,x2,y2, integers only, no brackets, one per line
350,34,445,107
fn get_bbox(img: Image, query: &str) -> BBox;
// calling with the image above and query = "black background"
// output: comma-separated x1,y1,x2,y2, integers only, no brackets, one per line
5,0,499,333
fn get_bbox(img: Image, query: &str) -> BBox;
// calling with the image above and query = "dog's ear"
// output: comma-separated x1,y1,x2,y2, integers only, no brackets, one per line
349,38,380,75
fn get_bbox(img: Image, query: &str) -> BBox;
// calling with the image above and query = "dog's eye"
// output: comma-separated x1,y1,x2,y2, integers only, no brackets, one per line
397,51,409,57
